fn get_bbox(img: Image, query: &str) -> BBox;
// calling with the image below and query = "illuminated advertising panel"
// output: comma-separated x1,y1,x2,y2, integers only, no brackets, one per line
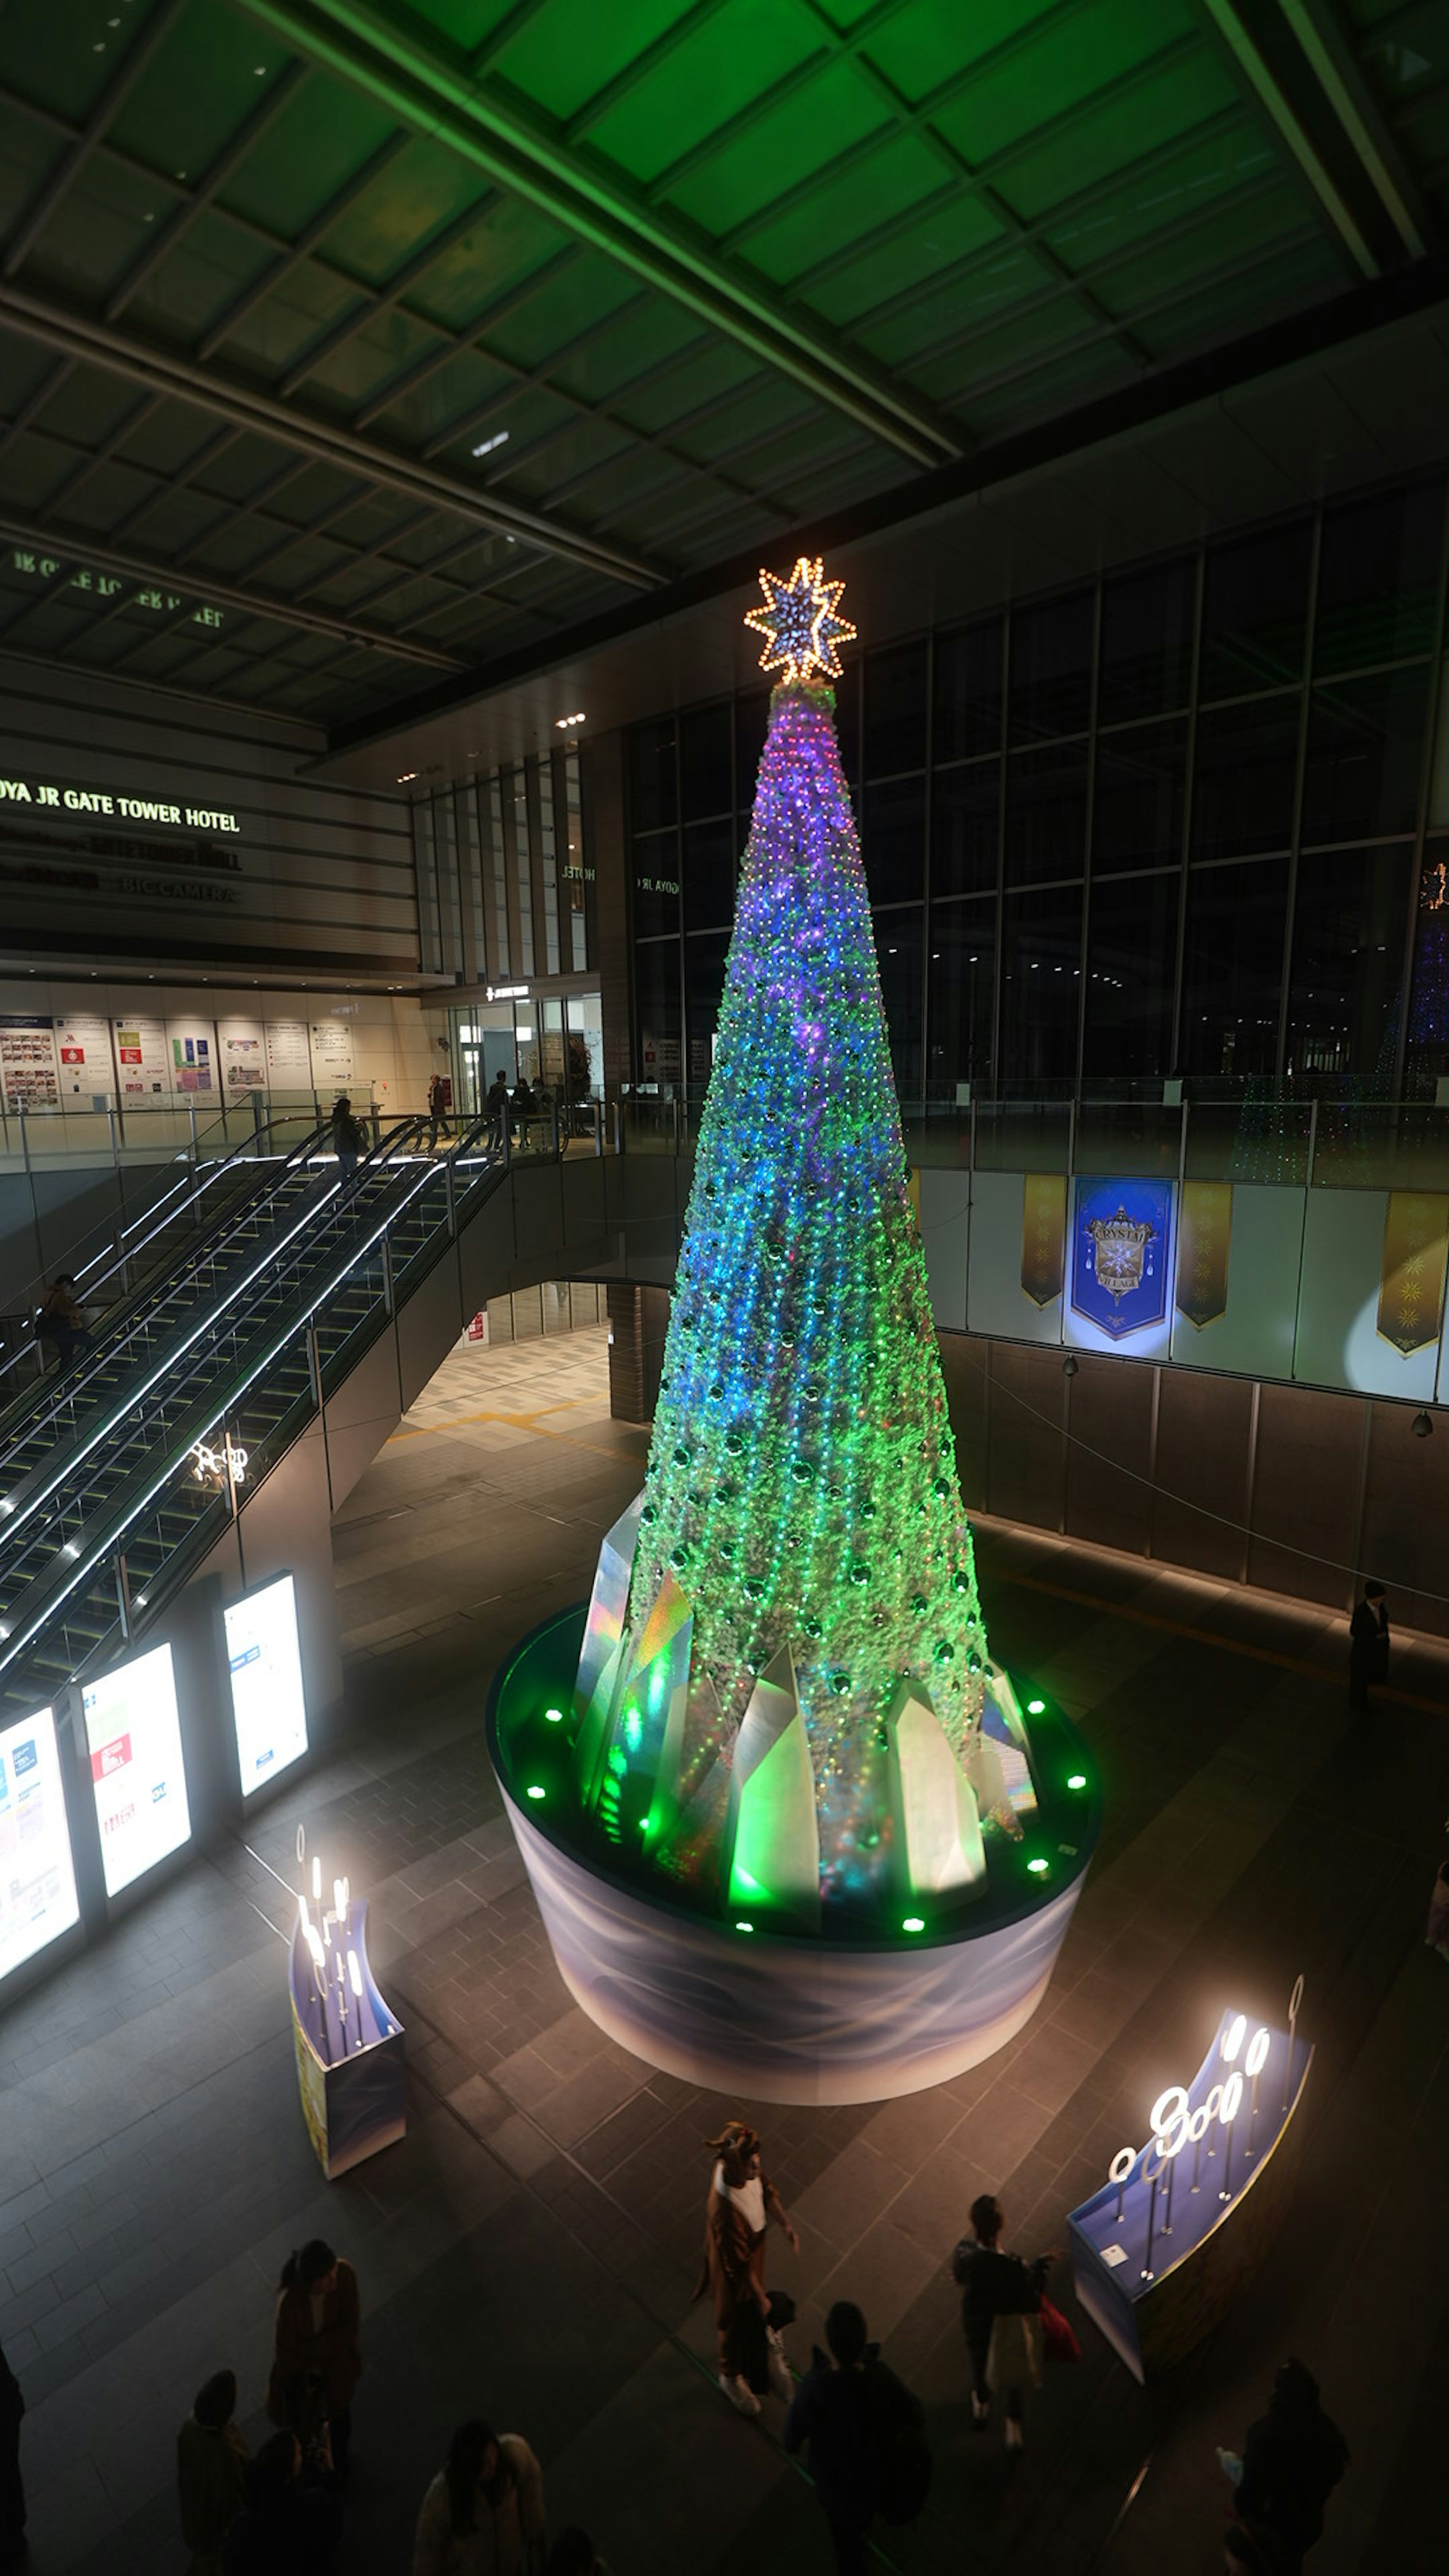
0,1704,80,1985
225,1573,308,1797
81,1642,192,1899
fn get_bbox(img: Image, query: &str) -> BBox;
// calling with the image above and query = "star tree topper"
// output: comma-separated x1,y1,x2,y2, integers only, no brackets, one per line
744,554,856,686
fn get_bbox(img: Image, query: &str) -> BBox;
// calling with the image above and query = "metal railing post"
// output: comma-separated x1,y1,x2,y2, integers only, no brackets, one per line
1306,1095,1320,1190
592,1098,603,1158
306,1321,322,1411
551,1097,560,1160
381,1231,395,1316
107,1105,121,1174
251,1092,265,1146
671,1097,680,1153
1177,1097,1190,1194
18,1104,31,1181
445,1152,456,1237
612,1097,623,1155
114,1550,132,1643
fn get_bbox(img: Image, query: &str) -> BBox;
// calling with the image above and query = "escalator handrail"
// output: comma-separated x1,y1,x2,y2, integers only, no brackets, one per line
0,1123,499,1684
0,1113,331,1412
0,1115,431,1543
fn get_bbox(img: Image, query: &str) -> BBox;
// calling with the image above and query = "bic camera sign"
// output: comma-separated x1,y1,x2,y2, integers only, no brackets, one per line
0,775,241,833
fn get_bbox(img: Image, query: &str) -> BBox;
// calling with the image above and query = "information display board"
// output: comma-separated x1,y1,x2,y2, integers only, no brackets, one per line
166,1019,216,1095
0,1704,81,1985
217,1017,266,1090
81,1642,191,1899
309,1019,354,1090
112,1014,169,1098
54,1012,116,1099
265,1020,311,1087
0,1014,60,1109
225,1573,308,1796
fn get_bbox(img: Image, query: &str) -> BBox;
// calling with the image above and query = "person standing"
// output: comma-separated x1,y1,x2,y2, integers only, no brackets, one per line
428,1072,451,1149
952,2193,1054,2449
485,1069,511,1150
1348,1581,1388,1710
0,2337,24,2574
177,2370,249,2574
1218,2358,1348,2572
412,2419,546,2576
266,2240,361,2474
695,2117,799,2415
36,1274,88,1373
510,1075,535,1152
329,1096,366,1187
783,2300,927,2576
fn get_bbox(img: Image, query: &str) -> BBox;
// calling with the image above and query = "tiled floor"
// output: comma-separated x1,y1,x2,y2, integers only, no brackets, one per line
2,1324,1446,2574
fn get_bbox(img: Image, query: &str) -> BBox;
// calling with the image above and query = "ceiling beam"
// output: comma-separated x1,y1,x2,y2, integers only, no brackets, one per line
2,0,187,278
0,282,661,591
233,0,962,470
0,511,467,671
1196,0,1398,274
1277,0,1433,256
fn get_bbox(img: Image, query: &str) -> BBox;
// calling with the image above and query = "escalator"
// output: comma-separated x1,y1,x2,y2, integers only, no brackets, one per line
0,1113,508,1714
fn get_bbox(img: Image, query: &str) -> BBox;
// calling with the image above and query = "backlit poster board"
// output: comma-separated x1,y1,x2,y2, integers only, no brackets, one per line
112,1014,169,1097
81,1642,191,1899
54,1012,116,1098
309,1020,354,1089
225,1572,308,1797
265,1019,311,1088
217,1017,266,1090
166,1019,216,1095
0,1704,80,1986
0,1015,59,1110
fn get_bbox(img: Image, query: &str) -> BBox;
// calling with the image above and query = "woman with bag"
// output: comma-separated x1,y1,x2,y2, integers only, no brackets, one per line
266,2240,361,2474
951,2193,1063,2450
694,2118,800,2416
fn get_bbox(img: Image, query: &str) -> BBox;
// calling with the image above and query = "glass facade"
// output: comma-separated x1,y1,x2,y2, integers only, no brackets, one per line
628,472,1449,1103
415,744,594,990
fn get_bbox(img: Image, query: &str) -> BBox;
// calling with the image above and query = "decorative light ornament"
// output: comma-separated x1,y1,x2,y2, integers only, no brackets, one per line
743,554,857,685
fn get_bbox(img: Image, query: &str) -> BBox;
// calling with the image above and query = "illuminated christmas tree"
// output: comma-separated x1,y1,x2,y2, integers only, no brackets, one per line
574,561,1010,1923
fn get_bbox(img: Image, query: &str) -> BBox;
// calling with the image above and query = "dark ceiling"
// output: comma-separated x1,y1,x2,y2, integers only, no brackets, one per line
0,0,1443,742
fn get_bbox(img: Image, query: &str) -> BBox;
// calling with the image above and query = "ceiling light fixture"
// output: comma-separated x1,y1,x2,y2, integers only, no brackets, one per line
554,711,586,730
396,770,417,782
472,430,510,457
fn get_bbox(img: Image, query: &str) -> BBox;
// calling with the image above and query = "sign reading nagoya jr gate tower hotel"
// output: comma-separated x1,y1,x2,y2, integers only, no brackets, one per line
0,772,241,831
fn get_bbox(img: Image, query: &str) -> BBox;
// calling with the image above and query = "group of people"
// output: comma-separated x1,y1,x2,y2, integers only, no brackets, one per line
484,1067,556,1154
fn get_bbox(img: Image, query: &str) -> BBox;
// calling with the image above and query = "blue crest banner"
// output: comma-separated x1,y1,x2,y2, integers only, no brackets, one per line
1071,1179,1173,1339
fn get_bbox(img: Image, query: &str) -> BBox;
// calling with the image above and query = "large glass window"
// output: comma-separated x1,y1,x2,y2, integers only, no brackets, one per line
685,931,730,1094
682,819,735,934
1093,719,1186,869
864,640,927,777
635,940,681,1090
862,776,925,905
934,617,1002,762
1200,521,1311,700
1192,695,1300,858
1180,859,1289,1077
932,760,998,898
1082,872,1178,1076
1285,844,1413,1084
632,833,680,939
735,691,769,815
1314,480,1444,675
875,908,924,1100
680,705,732,821
998,884,1083,1083
1005,743,1088,883
927,900,995,1095
629,718,677,832
1098,561,1194,723
1010,590,1093,743
1407,839,1449,1093
1301,666,1430,844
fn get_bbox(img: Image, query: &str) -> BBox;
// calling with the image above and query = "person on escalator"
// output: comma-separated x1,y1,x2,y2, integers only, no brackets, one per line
37,1275,89,1372
329,1097,367,1187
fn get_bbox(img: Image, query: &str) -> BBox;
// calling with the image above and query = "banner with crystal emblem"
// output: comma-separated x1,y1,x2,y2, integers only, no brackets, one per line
1070,1179,1173,1342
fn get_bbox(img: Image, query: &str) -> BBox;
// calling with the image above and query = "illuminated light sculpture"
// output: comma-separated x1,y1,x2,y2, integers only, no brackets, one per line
487,562,1099,2100
287,1829,404,2177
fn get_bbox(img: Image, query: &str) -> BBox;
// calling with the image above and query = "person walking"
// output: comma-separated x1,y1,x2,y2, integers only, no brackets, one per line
952,2193,1055,2449
36,1274,88,1373
1347,1581,1389,1710
695,2116,800,2416
412,2419,546,2576
223,2430,338,2576
783,2299,928,2576
0,2336,24,2574
428,1072,451,1149
329,1096,367,1187
266,2239,361,2474
1217,2358,1348,2573
485,1069,511,1151
177,2370,249,2575
510,1074,535,1153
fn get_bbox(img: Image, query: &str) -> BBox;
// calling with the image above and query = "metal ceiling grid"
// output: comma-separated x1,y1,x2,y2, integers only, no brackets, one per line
0,0,1438,731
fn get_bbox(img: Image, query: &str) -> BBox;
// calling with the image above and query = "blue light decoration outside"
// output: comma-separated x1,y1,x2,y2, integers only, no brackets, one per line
1071,1179,1174,1340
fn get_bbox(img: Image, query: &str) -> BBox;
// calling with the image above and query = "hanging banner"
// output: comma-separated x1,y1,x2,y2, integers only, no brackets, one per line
165,1020,216,1095
1020,1173,1067,1308
265,1019,311,1087
217,1017,266,1090
1377,1191,1449,1356
1175,1182,1234,1332
1071,1178,1172,1341
0,1015,58,1109
309,1019,354,1089
53,1012,115,1100
112,1014,169,1097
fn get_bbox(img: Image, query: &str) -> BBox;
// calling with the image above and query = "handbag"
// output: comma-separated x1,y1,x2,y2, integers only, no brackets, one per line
1038,2295,1081,2365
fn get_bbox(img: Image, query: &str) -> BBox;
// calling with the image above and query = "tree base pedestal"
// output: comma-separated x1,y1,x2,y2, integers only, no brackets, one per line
487,1609,1100,2106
